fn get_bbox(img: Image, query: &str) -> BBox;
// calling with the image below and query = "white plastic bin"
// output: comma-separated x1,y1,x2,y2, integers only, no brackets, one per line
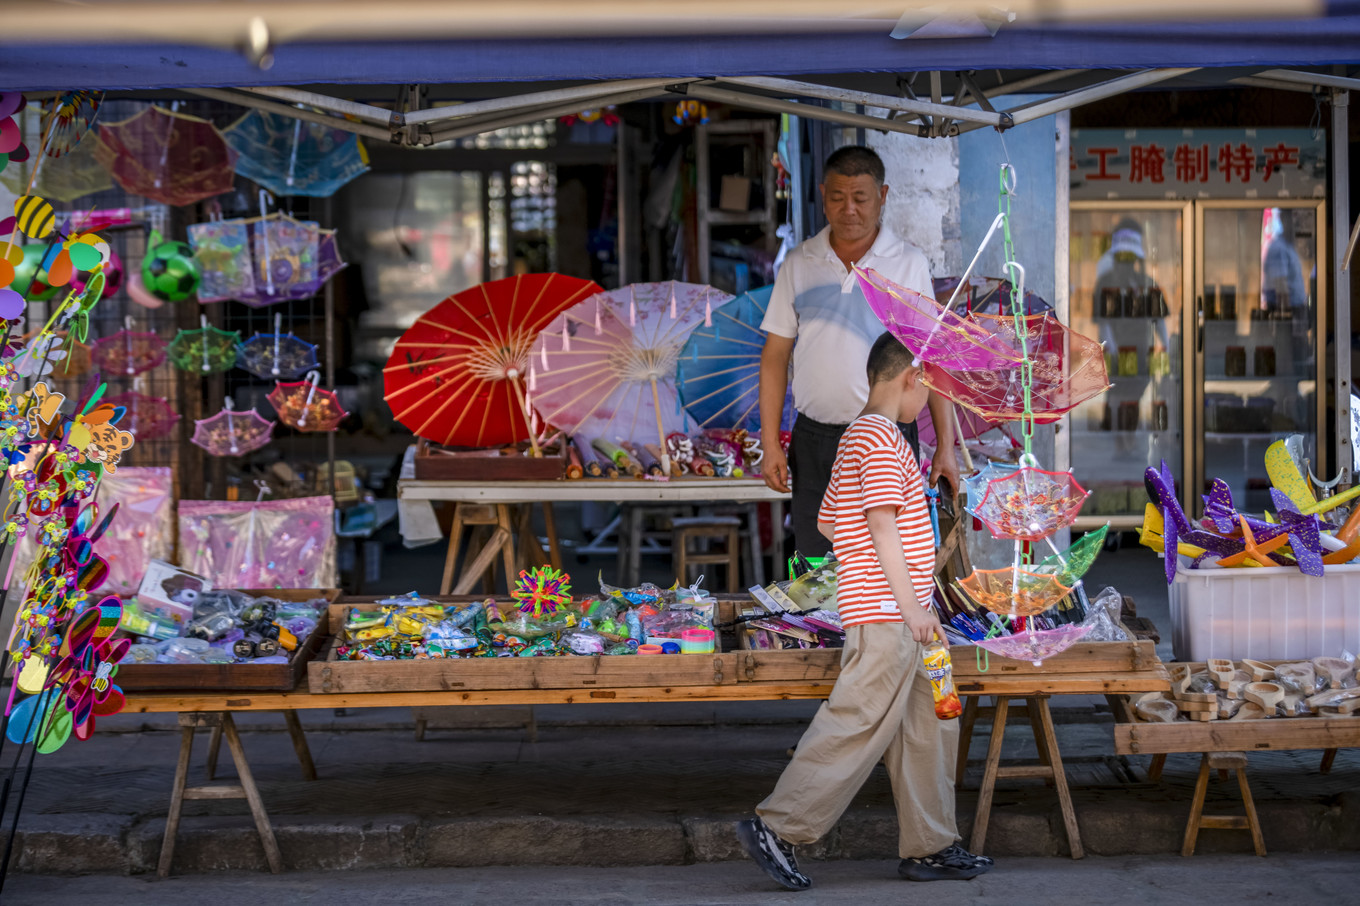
1168,562,1360,661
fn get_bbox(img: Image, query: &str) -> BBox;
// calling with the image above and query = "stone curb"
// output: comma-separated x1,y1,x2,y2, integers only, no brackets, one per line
11,792,1358,875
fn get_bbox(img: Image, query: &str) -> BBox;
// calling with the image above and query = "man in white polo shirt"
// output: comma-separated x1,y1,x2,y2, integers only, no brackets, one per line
759,146,959,559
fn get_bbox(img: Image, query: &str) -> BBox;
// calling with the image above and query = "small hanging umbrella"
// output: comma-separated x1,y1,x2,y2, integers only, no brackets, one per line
103,390,180,440
239,312,319,380
959,567,1074,618
224,110,369,198
1032,524,1109,585
167,314,240,375
531,282,725,473
268,370,348,432
855,266,1021,371
924,312,1110,423
0,108,111,202
975,622,1093,667
973,466,1089,542
93,105,237,207
43,91,104,159
90,319,167,377
676,285,794,432
384,273,602,450
190,396,274,456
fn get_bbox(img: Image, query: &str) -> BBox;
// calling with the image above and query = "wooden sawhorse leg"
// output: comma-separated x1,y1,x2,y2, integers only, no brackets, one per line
205,711,316,782
956,695,980,787
1182,751,1265,857
970,695,1084,859
441,503,518,595
159,712,283,877
1320,748,1338,773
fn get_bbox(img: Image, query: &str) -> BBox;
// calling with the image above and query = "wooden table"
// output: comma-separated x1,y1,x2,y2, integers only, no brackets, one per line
398,478,789,594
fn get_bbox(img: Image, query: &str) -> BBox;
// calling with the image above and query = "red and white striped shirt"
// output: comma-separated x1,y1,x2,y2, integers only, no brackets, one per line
817,414,935,628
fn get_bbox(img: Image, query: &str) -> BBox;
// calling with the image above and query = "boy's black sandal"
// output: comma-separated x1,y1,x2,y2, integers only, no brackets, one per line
736,816,812,891
898,843,995,881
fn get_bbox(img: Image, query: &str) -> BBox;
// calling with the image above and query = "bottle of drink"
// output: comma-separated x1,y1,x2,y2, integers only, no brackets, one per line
923,640,963,720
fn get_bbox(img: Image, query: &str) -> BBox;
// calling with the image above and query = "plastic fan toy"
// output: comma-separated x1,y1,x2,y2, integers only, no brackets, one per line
959,568,1074,617
103,391,180,440
973,466,1089,542
93,105,237,206
268,370,347,432
224,110,369,198
239,312,319,380
168,314,240,375
44,90,104,158
90,323,167,377
854,266,1022,371
975,623,1093,667
924,312,1110,423
190,396,274,456
512,565,572,619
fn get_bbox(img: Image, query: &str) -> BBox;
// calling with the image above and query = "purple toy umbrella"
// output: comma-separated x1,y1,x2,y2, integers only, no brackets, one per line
190,396,274,456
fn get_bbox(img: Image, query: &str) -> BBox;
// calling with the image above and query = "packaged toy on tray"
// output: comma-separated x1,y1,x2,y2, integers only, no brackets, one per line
122,589,329,665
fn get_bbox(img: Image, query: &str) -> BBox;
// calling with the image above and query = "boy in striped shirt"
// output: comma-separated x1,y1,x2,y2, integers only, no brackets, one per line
737,333,993,890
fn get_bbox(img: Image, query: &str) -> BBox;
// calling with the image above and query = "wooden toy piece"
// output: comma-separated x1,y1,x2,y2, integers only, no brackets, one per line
1241,659,1275,682
1218,697,1245,719
1177,699,1217,713
1326,697,1360,715
1169,664,1193,696
1207,658,1235,687
1305,687,1360,710
1226,670,1253,701
1312,657,1355,689
1280,692,1305,717
1135,694,1179,723
1243,682,1284,713
1174,689,1217,704
1229,702,1266,721
1274,662,1316,693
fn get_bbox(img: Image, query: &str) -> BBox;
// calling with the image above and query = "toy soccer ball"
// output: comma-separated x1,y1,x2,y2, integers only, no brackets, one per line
141,234,200,302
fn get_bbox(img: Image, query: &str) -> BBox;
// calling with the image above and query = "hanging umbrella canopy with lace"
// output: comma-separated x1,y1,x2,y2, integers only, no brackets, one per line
268,371,348,432
238,311,318,380
190,396,274,456
90,321,167,377
973,465,1089,543
93,105,237,207
167,314,240,375
384,273,602,451
103,390,180,440
224,109,369,198
530,281,726,474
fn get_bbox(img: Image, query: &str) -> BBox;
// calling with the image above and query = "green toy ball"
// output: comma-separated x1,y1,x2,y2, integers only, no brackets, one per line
141,233,200,303
10,244,60,302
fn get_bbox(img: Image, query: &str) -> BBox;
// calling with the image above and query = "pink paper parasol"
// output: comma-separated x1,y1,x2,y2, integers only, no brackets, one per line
530,281,724,473
973,466,1088,542
975,622,1093,666
855,266,1023,371
190,396,274,456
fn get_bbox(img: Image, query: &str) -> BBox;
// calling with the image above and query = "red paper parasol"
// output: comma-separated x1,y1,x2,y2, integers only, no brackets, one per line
190,396,274,456
924,311,1110,423
268,371,348,432
973,466,1089,542
90,324,167,377
384,273,602,449
93,105,237,206
104,390,180,440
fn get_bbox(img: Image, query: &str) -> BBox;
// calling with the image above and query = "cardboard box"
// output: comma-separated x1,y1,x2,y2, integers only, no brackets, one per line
718,175,751,212
136,559,212,626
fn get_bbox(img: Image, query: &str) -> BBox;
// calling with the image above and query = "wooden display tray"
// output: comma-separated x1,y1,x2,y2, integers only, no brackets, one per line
307,596,1166,695
413,439,566,481
118,589,340,692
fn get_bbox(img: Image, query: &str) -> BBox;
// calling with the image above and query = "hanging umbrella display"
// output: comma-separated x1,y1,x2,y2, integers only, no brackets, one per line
268,370,348,432
239,312,318,380
189,213,341,307
916,404,999,450
531,282,725,473
384,273,603,449
924,312,1110,423
932,274,1052,317
973,466,1089,542
93,105,237,207
975,622,1093,667
854,266,1022,371
224,110,369,198
167,314,239,375
0,116,111,202
90,320,167,377
1032,524,1109,585
190,396,274,456
103,391,180,440
43,90,104,159
676,285,794,432
959,568,1074,618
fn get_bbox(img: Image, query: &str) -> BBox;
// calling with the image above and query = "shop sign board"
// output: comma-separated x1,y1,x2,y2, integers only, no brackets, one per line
1071,129,1326,200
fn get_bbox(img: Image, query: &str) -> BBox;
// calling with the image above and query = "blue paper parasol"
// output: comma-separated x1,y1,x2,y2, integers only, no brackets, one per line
224,110,369,198
676,286,794,432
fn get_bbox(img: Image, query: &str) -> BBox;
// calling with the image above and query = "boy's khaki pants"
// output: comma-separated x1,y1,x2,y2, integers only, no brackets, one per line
756,621,959,859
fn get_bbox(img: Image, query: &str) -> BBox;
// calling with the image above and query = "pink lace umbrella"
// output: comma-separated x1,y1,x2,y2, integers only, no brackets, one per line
268,370,348,432
104,391,180,440
93,105,236,206
924,311,1110,423
530,282,723,473
976,622,1093,666
973,466,1089,542
90,321,167,377
854,266,1022,371
190,396,274,456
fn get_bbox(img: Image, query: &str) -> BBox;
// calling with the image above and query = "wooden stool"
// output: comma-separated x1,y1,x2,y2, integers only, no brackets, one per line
672,516,741,592
1182,751,1266,857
